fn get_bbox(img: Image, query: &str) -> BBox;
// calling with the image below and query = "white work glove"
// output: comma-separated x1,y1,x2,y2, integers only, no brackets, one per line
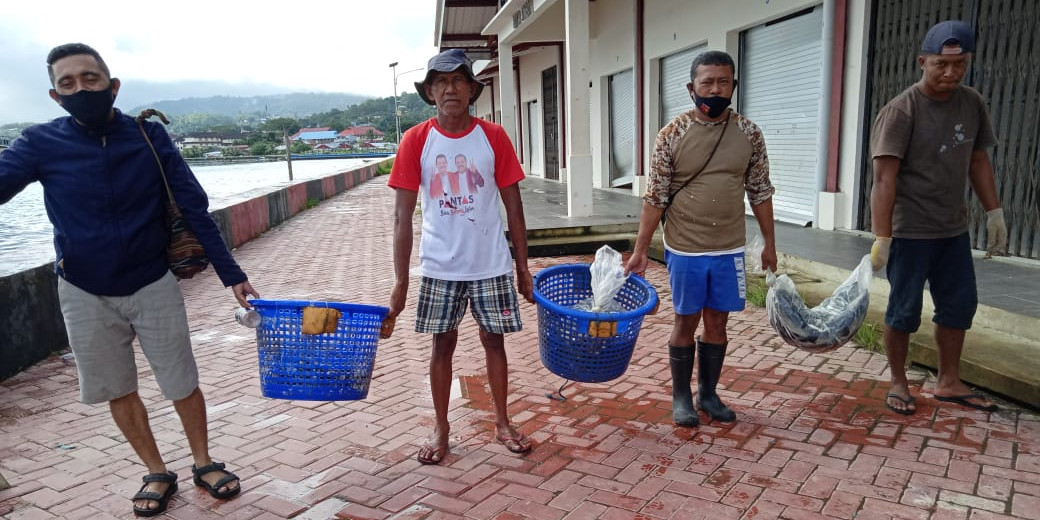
870,237,892,271
986,208,1008,257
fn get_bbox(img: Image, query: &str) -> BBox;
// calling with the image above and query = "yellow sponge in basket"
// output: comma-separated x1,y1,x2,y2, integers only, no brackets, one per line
301,307,342,335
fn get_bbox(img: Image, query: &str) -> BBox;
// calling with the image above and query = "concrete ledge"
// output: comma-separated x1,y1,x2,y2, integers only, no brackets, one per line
778,253,1040,410
0,264,68,380
523,233,634,258
0,158,391,381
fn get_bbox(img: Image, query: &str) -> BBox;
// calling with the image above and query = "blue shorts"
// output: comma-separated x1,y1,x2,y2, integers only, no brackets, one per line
885,233,977,332
665,251,746,315
415,274,523,334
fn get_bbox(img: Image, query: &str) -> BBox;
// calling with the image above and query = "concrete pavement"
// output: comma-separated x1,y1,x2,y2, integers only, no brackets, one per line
2,176,1039,519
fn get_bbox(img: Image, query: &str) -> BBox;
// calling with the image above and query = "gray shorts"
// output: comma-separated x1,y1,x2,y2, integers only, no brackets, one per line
415,274,523,334
58,271,199,404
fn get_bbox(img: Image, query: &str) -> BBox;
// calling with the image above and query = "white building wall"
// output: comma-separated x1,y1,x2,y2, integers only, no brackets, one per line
473,78,495,123
491,0,870,230
518,48,561,177
640,0,877,231
834,0,872,231
589,0,636,190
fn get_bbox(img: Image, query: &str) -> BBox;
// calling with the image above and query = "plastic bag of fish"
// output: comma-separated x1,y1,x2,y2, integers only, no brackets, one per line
572,245,628,313
765,254,872,353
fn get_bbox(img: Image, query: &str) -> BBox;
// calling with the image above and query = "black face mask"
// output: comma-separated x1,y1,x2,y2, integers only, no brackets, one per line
692,92,732,119
57,86,116,129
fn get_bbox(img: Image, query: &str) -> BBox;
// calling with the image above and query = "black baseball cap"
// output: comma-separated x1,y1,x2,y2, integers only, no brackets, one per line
414,49,485,105
921,20,975,55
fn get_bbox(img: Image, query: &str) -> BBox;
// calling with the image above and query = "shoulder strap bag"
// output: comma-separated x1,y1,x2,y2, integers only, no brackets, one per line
136,109,211,279
660,112,730,226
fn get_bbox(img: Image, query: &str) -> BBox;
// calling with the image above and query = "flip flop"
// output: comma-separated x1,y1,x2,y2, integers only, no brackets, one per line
416,443,448,465
884,392,916,415
132,471,178,517
935,393,999,412
496,431,532,454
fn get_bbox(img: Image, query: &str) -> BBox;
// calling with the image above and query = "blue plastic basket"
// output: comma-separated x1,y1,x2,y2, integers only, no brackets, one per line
533,264,659,383
250,299,388,401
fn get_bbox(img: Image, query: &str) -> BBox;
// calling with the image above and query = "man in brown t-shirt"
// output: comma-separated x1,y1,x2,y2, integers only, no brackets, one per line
627,50,776,427
869,20,1007,415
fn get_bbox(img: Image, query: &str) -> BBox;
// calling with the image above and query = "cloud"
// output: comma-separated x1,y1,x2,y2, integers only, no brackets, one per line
0,0,440,124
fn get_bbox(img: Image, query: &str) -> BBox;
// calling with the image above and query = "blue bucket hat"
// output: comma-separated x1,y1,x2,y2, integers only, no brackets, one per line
414,49,485,106
921,20,976,55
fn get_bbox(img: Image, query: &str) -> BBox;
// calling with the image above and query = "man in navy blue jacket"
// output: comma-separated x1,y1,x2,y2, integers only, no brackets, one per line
0,43,258,517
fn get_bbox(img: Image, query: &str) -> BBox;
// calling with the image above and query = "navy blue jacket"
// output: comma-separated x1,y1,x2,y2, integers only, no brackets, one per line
0,110,247,296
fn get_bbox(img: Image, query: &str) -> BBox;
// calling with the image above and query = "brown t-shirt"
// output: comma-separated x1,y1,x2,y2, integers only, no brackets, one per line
870,84,997,238
645,110,773,253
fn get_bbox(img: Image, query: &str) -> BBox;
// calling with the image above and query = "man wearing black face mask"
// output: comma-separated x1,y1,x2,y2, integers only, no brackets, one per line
0,43,258,516
626,50,777,428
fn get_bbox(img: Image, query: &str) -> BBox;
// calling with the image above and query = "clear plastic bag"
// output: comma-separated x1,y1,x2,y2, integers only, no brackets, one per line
746,234,765,273
572,245,629,313
765,254,872,353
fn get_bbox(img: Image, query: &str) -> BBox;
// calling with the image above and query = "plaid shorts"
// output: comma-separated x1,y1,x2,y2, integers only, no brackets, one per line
415,274,523,334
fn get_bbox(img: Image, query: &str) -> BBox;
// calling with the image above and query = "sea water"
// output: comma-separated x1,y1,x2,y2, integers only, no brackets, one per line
0,158,375,277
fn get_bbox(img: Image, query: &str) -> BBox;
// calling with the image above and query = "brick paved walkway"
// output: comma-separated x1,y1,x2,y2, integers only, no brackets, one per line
2,177,1038,519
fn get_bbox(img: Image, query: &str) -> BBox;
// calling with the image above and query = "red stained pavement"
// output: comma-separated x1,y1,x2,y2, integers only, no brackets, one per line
1,176,1038,519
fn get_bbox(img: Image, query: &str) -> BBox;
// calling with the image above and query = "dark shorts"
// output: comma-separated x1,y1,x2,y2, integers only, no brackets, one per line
885,233,977,332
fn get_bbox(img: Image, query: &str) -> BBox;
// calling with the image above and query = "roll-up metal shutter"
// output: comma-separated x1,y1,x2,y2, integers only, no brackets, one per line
660,45,706,127
740,6,824,225
609,69,635,187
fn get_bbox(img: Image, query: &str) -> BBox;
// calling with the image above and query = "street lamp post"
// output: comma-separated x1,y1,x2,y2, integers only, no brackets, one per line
388,62,400,145
389,62,425,145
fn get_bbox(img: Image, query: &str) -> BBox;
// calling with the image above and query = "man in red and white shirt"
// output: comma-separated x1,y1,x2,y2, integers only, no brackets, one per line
387,49,534,465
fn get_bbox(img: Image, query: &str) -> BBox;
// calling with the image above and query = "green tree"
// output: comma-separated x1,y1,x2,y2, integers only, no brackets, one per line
261,117,301,135
290,141,311,154
250,142,275,155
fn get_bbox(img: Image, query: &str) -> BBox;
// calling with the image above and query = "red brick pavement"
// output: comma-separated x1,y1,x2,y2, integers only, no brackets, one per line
2,176,1038,519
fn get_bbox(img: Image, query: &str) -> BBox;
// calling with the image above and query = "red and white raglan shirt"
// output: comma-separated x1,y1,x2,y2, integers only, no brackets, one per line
388,118,525,281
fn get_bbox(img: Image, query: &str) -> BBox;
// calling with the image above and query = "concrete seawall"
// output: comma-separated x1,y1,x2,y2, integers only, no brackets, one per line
0,158,392,381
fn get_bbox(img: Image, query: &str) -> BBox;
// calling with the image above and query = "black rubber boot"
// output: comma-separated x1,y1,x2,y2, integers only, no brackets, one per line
669,345,698,427
696,338,737,422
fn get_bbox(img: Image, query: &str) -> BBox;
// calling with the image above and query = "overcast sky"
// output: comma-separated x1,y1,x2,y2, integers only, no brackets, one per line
0,0,441,125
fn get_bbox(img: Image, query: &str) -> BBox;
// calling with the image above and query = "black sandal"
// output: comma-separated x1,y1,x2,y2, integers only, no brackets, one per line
191,461,241,499
132,471,177,517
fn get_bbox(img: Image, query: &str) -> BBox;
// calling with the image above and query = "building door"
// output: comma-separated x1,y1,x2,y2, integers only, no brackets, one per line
609,68,635,187
541,66,560,181
660,44,706,127
526,100,543,177
740,6,824,225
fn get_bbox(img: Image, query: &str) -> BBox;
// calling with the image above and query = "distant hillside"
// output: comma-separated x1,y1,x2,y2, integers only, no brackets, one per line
127,92,371,119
